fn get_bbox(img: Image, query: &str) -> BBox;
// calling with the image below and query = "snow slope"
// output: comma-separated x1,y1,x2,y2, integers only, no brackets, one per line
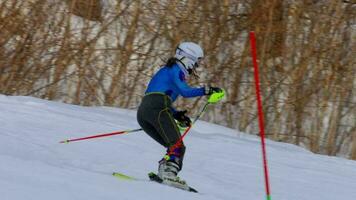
0,95,355,200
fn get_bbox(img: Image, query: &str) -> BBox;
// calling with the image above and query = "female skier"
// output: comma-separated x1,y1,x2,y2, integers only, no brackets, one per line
137,42,222,187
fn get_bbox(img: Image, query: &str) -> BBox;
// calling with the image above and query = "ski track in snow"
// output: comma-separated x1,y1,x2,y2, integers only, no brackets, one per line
1,95,356,200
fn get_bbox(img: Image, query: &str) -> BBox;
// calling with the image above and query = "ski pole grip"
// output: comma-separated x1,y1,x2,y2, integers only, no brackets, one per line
208,89,225,103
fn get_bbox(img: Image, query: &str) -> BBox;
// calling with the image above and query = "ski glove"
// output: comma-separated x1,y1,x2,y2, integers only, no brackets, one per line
205,86,223,95
173,110,192,127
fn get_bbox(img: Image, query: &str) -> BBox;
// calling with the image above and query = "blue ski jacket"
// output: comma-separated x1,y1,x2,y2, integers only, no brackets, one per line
145,64,205,106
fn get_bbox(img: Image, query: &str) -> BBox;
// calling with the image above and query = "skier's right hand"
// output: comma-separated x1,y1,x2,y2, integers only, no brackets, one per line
173,110,192,127
205,86,223,95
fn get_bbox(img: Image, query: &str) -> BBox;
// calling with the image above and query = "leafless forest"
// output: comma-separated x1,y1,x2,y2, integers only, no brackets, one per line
0,0,355,159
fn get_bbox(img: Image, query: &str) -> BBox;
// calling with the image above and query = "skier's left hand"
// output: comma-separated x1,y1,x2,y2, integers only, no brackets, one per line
205,86,223,95
173,110,192,127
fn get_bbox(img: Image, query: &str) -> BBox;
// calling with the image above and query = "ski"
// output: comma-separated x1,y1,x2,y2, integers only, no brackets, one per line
112,172,137,180
148,172,198,193
112,172,198,193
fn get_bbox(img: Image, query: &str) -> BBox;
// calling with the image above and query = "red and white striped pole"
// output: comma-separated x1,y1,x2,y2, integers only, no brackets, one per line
249,31,272,200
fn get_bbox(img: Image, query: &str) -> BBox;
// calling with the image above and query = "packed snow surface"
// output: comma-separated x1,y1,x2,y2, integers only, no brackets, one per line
1,95,356,200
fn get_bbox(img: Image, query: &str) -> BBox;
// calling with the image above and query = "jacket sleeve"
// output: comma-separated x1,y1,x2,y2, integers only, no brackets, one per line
172,68,205,98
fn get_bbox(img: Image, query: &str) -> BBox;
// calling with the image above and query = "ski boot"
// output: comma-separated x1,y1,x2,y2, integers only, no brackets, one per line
157,157,189,189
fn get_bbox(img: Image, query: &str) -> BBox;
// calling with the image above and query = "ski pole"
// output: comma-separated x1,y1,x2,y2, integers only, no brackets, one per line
177,101,210,144
169,90,225,153
167,102,209,155
59,128,142,144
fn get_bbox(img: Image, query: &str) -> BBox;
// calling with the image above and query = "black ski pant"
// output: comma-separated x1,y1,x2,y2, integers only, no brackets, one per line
137,93,185,169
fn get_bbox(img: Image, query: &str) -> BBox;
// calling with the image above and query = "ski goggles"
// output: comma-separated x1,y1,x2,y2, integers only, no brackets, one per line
176,48,204,68
194,57,204,68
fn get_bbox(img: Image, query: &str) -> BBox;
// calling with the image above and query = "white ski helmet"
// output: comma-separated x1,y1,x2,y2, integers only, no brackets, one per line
175,42,204,73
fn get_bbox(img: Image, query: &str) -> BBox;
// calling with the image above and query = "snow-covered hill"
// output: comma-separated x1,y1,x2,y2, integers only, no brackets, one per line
1,95,355,200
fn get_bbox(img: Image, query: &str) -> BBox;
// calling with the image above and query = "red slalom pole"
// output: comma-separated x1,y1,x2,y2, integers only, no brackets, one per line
250,31,272,200
59,128,142,143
